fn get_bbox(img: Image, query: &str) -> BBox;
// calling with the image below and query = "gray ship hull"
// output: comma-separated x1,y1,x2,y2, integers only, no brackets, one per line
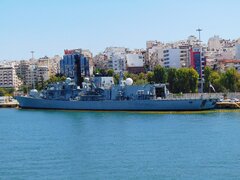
16,96,216,111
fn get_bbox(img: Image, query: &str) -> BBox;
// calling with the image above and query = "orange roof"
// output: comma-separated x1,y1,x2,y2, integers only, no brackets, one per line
219,59,240,64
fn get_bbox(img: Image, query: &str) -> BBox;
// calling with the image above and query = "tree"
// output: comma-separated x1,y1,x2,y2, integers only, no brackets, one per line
0,88,7,96
46,75,66,84
147,71,154,83
19,85,28,95
188,68,199,93
99,69,107,76
210,71,223,92
176,68,190,93
174,68,198,93
221,68,240,92
153,65,167,83
167,68,177,93
203,66,212,92
113,74,120,84
107,69,114,76
0,87,14,96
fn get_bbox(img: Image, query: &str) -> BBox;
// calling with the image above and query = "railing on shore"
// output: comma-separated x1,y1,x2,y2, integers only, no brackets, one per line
167,92,240,100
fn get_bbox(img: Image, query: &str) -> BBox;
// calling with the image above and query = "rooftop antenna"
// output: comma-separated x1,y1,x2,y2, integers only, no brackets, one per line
30,51,35,61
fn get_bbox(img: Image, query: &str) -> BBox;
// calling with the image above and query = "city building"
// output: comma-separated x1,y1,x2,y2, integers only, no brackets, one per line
38,55,61,76
190,47,206,79
60,49,90,85
103,47,128,72
24,64,49,88
126,54,145,74
0,64,22,89
15,60,30,83
146,41,164,70
163,47,189,69
163,49,181,68
208,35,221,51
235,43,240,59
93,53,109,70
217,59,240,72
111,54,126,72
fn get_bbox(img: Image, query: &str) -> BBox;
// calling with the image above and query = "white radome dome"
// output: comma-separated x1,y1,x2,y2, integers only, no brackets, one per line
65,77,71,84
84,77,90,82
125,78,133,86
29,89,38,97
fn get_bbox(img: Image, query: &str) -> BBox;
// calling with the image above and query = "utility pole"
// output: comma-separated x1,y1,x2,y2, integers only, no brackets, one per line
196,28,204,93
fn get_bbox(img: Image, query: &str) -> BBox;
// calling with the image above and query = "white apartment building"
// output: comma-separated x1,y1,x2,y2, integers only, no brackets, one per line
163,48,190,68
111,54,126,72
235,44,240,59
163,49,181,68
208,35,221,51
0,64,22,89
126,54,145,74
103,47,128,72
126,54,144,67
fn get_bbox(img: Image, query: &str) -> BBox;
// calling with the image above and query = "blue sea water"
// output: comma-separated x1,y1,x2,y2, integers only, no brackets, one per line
0,109,240,179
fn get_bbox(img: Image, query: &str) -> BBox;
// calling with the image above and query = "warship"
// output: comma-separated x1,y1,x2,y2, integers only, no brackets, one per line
16,75,217,111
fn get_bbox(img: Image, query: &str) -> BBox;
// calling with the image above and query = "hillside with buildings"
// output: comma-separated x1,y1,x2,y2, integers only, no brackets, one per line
1,35,240,92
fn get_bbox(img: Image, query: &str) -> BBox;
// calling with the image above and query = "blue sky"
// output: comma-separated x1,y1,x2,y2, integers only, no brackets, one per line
1,0,240,60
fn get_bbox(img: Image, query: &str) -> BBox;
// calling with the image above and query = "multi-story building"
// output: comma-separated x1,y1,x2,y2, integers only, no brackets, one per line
16,57,55,87
217,59,240,72
24,64,49,88
235,43,240,59
15,60,30,82
60,49,90,85
82,49,93,75
163,47,189,69
37,55,61,76
163,49,181,68
190,46,206,79
103,47,128,72
93,53,109,70
126,54,145,74
111,54,126,72
146,41,164,70
0,64,22,89
208,35,221,51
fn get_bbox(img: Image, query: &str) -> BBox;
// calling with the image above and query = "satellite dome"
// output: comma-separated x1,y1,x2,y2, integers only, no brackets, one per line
84,77,90,82
125,78,133,86
29,89,39,97
65,77,71,84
